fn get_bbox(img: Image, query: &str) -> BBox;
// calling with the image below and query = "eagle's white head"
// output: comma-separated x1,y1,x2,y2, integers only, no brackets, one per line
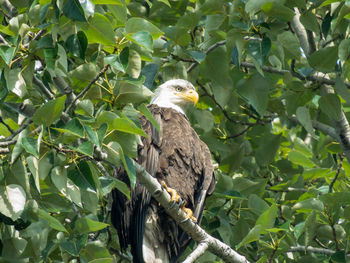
150,79,199,115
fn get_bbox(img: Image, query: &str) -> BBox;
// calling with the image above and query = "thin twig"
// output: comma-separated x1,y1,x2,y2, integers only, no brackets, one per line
182,242,209,263
0,117,14,133
171,54,196,63
5,119,32,141
196,81,235,123
0,34,11,47
226,126,251,139
23,30,45,49
65,64,110,114
268,187,308,193
93,160,111,178
329,153,345,193
187,40,226,73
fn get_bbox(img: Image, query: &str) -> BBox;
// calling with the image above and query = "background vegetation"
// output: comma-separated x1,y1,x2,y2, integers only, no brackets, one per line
1,0,350,262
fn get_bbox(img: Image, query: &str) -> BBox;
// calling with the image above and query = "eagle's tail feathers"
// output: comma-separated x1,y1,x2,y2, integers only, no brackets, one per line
142,205,170,263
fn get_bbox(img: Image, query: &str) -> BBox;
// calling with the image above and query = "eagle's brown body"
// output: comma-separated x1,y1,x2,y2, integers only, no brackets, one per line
111,104,215,263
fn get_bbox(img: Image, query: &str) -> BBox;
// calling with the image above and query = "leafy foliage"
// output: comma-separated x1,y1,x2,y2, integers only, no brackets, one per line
1,0,350,262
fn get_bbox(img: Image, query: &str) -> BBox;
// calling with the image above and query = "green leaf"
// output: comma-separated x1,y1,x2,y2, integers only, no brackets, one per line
104,141,136,187
66,31,87,59
164,26,191,46
248,194,269,215
51,166,68,196
236,74,270,116
112,117,147,137
54,118,85,138
59,235,87,257
85,126,100,148
21,137,39,158
97,123,108,146
277,31,301,58
296,106,316,138
0,184,26,221
70,63,97,81
304,210,317,245
292,198,324,211
84,13,115,46
300,11,319,32
261,2,295,21
75,99,94,116
125,17,163,39
339,39,350,62
38,208,68,232
188,51,206,63
303,168,330,181
245,0,272,14
141,63,158,89
288,150,315,168
116,81,154,104
138,103,160,133
74,217,109,234
5,68,27,98
236,225,262,249
319,93,342,121
255,204,278,232
0,46,15,65
126,49,141,78
33,95,66,126
75,141,94,157
62,0,86,22
104,141,122,166
104,54,126,73
80,241,112,262
26,156,40,193
308,46,338,72
255,134,281,165
129,31,153,51
91,0,124,4
99,176,130,198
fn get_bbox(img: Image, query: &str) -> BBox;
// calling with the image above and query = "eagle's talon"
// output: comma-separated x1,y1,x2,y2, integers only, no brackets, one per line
161,181,182,204
182,207,197,222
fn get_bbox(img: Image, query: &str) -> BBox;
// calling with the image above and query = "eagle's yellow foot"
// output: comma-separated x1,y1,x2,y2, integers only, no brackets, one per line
161,181,182,203
182,207,197,222
161,181,197,222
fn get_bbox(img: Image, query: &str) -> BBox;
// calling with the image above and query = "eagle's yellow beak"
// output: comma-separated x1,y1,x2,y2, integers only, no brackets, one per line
177,89,199,105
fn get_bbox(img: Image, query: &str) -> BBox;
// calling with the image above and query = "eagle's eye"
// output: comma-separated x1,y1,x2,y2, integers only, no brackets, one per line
175,86,183,92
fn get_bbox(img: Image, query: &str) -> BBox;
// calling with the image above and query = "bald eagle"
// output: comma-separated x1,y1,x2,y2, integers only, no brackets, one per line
111,79,215,263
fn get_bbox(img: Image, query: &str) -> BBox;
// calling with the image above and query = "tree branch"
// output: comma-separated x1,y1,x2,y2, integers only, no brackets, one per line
64,64,110,114
182,242,209,263
33,76,55,100
240,62,350,88
288,246,335,255
311,120,339,140
0,140,16,147
291,8,310,56
133,161,250,263
53,76,76,105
